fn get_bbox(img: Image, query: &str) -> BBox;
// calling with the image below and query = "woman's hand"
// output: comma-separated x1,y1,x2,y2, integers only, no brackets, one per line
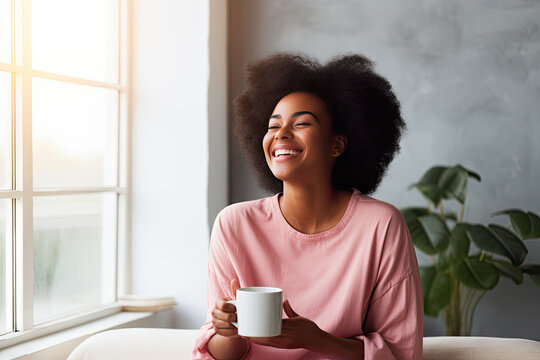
247,300,364,359
207,279,249,359
211,279,241,337
246,299,325,350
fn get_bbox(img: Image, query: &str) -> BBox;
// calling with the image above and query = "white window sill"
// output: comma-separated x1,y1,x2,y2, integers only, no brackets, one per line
0,310,172,360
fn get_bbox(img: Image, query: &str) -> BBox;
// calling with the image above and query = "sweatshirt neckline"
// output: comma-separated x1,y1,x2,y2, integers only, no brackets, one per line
270,189,360,241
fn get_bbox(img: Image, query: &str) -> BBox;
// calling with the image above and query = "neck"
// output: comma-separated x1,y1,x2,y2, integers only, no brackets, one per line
279,180,352,234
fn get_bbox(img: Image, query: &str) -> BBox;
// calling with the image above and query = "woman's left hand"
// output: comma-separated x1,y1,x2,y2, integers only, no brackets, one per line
245,299,325,350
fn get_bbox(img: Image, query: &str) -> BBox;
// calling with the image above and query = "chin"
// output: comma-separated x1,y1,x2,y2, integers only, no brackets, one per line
270,171,300,185
269,169,290,182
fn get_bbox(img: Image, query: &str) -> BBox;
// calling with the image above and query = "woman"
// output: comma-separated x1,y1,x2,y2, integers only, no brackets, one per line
193,53,423,359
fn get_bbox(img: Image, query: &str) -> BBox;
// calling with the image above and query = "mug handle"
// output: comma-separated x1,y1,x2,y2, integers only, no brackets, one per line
225,300,238,328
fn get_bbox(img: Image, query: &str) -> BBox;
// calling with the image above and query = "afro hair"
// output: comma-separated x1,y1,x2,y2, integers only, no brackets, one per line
233,52,406,195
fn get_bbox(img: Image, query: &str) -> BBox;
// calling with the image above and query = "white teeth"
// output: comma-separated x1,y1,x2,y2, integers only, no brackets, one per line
274,149,300,157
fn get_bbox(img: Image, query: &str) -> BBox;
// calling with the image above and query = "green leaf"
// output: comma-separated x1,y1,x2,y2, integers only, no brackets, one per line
521,265,540,287
489,259,523,284
454,256,500,290
491,209,530,237
427,272,452,317
491,209,540,240
402,207,431,222
488,225,528,266
408,166,446,207
439,165,481,204
417,215,450,252
419,266,451,317
466,224,528,266
528,212,540,239
419,266,436,308
438,223,471,270
408,165,480,207
439,166,468,203
457,164,481,182
402,208,437,254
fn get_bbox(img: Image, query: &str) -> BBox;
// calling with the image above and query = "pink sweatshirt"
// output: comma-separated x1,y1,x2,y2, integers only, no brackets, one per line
193,189,423,359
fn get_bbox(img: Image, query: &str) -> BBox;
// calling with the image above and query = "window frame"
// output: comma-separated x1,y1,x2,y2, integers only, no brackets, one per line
0,0,131,347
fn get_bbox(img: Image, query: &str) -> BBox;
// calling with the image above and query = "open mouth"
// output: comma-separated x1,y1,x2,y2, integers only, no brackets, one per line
273,149,303,158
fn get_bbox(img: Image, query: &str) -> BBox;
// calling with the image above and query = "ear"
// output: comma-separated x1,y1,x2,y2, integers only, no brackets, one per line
331,134,347,157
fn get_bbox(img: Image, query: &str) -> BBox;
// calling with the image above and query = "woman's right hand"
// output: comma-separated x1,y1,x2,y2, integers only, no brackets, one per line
211,279,241,337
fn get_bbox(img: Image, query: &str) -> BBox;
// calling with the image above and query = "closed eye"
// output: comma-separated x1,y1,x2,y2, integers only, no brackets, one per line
267,122,311,130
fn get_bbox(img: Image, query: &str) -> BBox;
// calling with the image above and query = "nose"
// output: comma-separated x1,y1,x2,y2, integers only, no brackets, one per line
274,124,293,139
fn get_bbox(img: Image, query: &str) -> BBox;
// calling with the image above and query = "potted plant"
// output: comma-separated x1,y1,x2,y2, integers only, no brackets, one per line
401,164,540,336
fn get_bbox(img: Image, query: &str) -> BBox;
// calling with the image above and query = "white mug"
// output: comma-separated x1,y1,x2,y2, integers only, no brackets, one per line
226,287,282,337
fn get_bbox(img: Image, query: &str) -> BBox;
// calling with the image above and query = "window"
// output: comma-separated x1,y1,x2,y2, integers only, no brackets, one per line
0,0,129,343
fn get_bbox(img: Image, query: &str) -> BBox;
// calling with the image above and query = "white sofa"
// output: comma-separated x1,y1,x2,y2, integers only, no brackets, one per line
67,328,540,360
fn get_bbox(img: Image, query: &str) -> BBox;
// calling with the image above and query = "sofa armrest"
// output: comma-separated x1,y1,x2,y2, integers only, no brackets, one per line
423,336,540,360
67,328,199,360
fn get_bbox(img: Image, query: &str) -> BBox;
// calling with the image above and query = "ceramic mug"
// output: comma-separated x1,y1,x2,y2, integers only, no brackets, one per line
226,287,283,337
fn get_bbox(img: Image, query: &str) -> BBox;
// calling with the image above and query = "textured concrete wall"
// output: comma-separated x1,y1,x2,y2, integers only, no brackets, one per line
228,0,540,339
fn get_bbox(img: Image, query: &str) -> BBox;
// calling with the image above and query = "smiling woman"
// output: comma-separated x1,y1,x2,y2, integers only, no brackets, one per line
193,53,423,360
233,53,404,197
263,93,340,187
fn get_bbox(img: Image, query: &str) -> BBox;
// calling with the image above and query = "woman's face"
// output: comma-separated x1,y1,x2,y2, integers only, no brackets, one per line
262,92,344,185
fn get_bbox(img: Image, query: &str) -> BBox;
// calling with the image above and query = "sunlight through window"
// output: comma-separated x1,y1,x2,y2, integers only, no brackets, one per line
32,0,119,82
0,0,127,341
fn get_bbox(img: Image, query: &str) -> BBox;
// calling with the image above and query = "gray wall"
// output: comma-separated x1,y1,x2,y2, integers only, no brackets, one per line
228,0,540,339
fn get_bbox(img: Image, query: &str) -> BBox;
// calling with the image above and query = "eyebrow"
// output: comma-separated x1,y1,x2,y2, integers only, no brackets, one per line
269,111,319,122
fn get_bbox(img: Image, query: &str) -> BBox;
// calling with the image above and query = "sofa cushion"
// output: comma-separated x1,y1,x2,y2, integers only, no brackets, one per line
67,329,540,360
423,336,540,360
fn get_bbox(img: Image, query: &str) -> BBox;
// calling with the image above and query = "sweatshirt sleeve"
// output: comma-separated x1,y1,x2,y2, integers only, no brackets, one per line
353,209,424,360
192,208,252,359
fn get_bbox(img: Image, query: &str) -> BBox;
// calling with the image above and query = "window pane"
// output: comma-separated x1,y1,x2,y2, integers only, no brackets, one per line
0,200,11,334
33,78,118,189
0,0,10,63
32,0,119,82
33,193,116,324
0,72,10,190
